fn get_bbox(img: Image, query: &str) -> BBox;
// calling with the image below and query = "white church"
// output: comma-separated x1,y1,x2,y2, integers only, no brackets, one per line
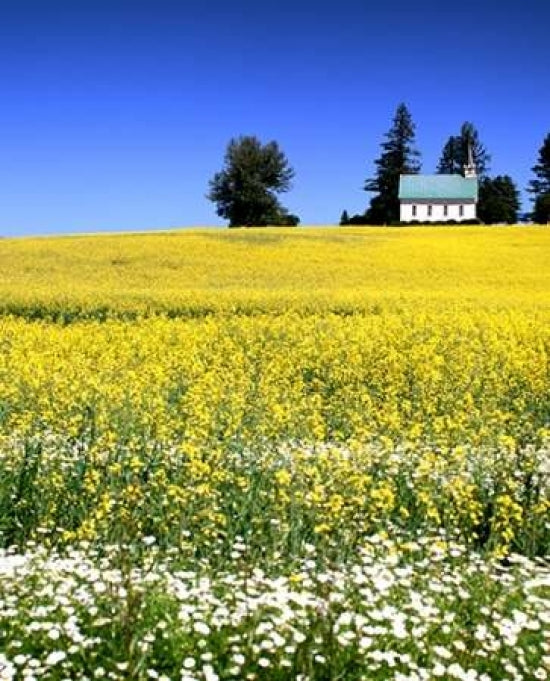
399,148,478,223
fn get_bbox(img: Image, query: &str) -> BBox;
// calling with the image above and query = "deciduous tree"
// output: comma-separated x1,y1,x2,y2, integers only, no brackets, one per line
208,136,298,227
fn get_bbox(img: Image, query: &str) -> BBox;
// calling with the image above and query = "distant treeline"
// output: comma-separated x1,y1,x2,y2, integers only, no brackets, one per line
207,105,550,227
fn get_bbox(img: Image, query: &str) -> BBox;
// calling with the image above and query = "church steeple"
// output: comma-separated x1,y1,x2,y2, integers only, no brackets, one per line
463,141,476,178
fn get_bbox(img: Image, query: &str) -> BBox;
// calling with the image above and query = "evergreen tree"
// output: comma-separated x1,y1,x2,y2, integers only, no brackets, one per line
339,210,350,225
347,213,369,225
436,137,462,175
364,103,421,224
459,122,490,178
208,136,298,227
528,133,550,196
533,194,550,223
436,122,490,177
478,176,520,224
528,133,550,222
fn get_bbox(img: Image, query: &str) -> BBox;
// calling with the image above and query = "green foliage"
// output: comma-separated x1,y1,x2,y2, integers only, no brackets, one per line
436,136,463,175
436,122,491,178
532,193,550,223
339,210,349,225
347,213,369,225
208,136,298,227
528,133,550,223
528,133,550,198
478,175,521,224
364,103,421,224
276,211,300,226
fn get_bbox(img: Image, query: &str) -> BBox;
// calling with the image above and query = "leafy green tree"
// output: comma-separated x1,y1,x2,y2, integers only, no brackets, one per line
276,211,300,226
436,122,491,178
478,176,521,224
364,103,421,224
528,133,550,222
208,136,298,227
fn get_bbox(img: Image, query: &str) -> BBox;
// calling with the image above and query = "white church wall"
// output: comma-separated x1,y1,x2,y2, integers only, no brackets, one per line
400,202,476,223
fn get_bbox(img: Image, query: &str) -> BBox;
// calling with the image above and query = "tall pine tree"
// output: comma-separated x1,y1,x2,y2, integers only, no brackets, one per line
364,103,421,224
528,133,550,196
528,133,550,223
436,122,490,178
436,137,463,175
533,195,550,223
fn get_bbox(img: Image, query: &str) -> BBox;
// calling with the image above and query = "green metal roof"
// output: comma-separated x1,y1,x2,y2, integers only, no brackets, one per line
399,174,478,201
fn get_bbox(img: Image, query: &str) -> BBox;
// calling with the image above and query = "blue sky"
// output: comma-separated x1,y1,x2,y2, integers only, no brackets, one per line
1,0,548,234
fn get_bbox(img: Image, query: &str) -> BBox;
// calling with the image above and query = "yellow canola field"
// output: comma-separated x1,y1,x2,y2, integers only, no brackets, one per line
0,226,548,318
0,226,548,558
1,311,548,447
0,226,549,681
0,314,549,558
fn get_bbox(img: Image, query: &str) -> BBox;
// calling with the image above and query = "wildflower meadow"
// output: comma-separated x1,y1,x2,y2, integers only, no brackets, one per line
0,226,548,680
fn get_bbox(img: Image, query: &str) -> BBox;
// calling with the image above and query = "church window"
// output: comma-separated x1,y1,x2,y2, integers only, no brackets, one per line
459,205,464,217
412,205,417,217
427,205,433,217
443,205,448,217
